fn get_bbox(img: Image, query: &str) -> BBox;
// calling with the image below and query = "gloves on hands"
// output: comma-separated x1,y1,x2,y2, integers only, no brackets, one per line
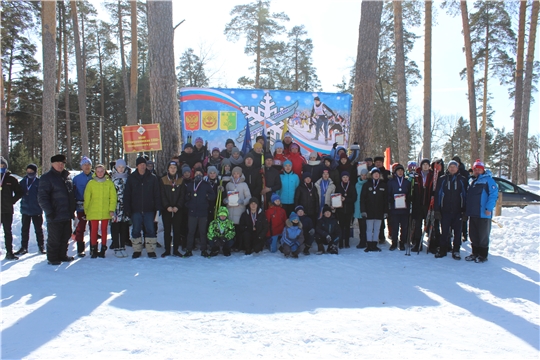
309,229,315,236
361,212,367,218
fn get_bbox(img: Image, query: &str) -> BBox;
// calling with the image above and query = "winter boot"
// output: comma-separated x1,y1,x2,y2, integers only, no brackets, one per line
389,241,398,251
364,242,372,253
77,241,86,257
173,249,184,257
91,245,99,259
183,250,193,258
316,243,325,255
132,251,142,259
475,247,488,263
98,245,107,258
148,252,157,258
399,241,405,251
38,245,46,254
161,250,171,258
452,251,461,260
303,245,311,256
357,238,367,249
209,246,220,257
372,242,382,252
201,250,210,257
465,246,478,261
5,252,19,260
435,246,447,258
345,238,350,249
222,246,231,257
328,244,339,255
14,248,28,256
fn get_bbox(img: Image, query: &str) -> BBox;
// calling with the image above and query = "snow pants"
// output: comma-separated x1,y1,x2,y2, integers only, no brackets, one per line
21,214,44,249
46,220,71,262
468,217,491,252
440,212,462,251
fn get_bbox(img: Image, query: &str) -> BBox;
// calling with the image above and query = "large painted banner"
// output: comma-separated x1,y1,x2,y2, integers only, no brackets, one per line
179,88,352,155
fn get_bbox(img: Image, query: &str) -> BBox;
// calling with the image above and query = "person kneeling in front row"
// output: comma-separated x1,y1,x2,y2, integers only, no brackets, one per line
315,205,341,255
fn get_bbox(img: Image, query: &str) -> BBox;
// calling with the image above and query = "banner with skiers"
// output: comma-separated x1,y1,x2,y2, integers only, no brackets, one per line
179,87,352,155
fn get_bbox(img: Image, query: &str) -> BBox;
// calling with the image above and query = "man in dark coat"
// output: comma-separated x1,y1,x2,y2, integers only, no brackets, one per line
242,154,263,201
387,164,411,251
294,172,320,227
261,156,282,208
124,157,162,258
452,155,470,243
411,158,434,251
434,160,468,259
16,164,46,255
38,154,76,265
1,156,24,260
184,167,216,257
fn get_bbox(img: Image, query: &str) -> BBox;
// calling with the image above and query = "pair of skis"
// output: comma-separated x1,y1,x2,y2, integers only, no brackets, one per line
418,166,440,255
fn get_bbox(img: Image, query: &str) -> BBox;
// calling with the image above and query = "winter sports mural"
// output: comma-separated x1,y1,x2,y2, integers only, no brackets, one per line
179,88,352,155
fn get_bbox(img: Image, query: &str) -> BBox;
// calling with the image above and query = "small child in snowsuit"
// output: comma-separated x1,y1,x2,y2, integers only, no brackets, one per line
207,206,236,256
281,212,305,258
315,204,341,255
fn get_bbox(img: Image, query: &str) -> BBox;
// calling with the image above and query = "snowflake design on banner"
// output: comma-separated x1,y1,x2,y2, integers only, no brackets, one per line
236,92,290,145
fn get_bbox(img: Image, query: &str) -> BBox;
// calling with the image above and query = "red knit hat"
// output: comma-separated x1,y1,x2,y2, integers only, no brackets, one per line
473,159,485,171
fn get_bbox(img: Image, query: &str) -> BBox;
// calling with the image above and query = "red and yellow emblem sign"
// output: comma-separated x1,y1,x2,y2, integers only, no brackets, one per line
201,111,218,131
122,124,162,153
184,111,200,131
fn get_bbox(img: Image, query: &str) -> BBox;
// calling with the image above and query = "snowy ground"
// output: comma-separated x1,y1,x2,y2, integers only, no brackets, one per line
1,182,539,359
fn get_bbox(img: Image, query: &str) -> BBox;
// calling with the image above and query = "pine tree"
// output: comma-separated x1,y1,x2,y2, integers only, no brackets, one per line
177,48,209,88
224,0,289,88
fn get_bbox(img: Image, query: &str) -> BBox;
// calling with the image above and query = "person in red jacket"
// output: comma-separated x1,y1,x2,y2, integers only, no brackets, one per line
265,193,287,253
288,143,307,177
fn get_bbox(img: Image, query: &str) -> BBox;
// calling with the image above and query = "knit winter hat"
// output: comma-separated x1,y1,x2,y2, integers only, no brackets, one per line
168,161,178,170
253,142,263,150
26,164,38,173
207,166,218,174
322,167,331,174
80,156,92,167
309,151,318,159
226,138,235,146
294,205,305,213
420,158,431,167
212,147,220,154
473,159,485,171
136,157,147,166
115,159,127,169
232,166,243,175
283,131,293,139
221,158,231,167
271,193,280,203
231,147,241,155
182,165,192,175
448,160,459,169
394,164,405,173
407,161,417,170
195,137,204,144
290,143,300,151
322,204,332,214
273,140,284,151
341,171,350,178
184,143,193,150
374,156,384,163
289,212,299,222
248,197,259,206
302,172,312,180
283,160,292,167
370,167,381,174
452,156,462,163
244,153,254,160
265,153,274,160
360,168,369,176
0,156,8,168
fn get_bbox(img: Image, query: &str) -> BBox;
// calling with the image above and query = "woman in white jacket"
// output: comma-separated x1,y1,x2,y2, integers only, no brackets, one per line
314,168,336,218
224,166,252,250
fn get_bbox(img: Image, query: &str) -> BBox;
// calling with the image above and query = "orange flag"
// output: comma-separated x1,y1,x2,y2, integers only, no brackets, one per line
384,147,391,171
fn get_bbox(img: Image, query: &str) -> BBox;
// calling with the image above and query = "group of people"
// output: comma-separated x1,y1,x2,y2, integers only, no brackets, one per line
0,132,498,265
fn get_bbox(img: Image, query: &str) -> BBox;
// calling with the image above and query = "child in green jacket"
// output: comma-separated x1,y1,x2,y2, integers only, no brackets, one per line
207,206,236,256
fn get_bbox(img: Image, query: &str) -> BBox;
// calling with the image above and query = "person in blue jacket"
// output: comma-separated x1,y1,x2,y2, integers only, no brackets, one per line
434,160,468,260
465,159,498,263
16,164,46,255
387,164,411,251
278,160,300,216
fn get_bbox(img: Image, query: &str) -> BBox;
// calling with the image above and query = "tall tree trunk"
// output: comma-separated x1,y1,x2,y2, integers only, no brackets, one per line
97,32,105,165
0,52,7,160
423,0,432,161
147,0,181,174
350,1,383,159
128,0,138,165
512,0,527,183
56,3,63,156
393,1,408,165
70,0,89,158
62,1,71,168
519,0,539,185
480,20,489,161
460,1,479,165
42,1,57,171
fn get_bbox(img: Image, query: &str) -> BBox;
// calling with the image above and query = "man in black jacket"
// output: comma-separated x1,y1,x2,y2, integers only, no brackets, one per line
124,157,162,258
38,154,77,265
1,157,24,260
261,155,282,208
242,154,263,201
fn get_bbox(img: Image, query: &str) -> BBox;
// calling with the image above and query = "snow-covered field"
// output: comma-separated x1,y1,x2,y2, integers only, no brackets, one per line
1,182,539,359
